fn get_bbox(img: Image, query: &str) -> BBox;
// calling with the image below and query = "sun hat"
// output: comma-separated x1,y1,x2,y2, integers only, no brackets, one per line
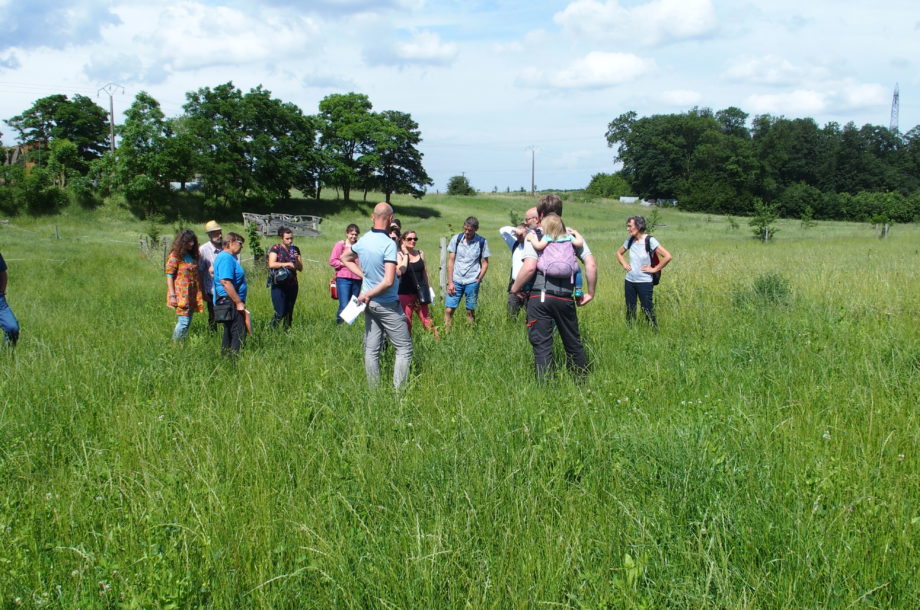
204,220,222,233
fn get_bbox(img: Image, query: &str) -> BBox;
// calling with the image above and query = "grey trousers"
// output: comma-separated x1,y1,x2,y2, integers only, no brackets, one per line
364,300,413,389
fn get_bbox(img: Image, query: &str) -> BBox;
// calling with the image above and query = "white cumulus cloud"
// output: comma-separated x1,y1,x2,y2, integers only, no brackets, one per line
746,90,827,115
746,79,889,117
554,0,717,46
137,3,319,72
723,55,829,86
518,51,656,90
364,30,458,67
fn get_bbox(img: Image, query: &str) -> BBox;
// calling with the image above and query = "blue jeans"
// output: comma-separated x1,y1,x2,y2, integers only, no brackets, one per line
336,277,362,323
172,314,192,340
0,295,20,346
270,282,299,329
624,280,656,327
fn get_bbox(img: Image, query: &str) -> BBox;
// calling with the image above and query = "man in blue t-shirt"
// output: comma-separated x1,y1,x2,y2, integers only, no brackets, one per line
212,232,248,355
341,202,413,389
0,252,21,346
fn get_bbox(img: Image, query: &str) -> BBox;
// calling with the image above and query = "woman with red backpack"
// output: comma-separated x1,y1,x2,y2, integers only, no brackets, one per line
616,215,672,328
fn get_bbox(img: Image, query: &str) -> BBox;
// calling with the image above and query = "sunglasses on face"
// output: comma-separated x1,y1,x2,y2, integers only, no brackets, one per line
405,237,418,241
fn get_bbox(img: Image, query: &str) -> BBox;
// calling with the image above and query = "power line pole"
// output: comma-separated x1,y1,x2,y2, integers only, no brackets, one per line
527,145,538,197
889,83,900,133
97,83,124,153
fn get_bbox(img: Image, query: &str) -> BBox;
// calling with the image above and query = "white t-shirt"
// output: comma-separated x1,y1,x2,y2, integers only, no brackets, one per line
623,236,660,284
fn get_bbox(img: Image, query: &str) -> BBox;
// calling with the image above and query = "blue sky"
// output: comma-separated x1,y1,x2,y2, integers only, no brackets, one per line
1,0,917,191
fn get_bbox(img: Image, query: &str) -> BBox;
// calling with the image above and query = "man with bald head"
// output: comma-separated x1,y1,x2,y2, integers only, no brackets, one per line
499,207,540,317
341,202,413,389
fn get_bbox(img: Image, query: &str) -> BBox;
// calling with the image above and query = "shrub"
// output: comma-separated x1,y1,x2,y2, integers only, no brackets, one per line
733,272,791,308
585,172,631,198
447,175,476,196
749,199,779,241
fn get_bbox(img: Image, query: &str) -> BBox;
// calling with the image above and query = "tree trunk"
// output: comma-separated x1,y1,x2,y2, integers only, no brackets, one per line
342,185,350,201
385,191,392,203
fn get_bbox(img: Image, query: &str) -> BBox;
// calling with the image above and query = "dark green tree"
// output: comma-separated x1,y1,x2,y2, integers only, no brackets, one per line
317,93,379,201
183,82,313,208
372,110,432,203
7,94,109,169
585,172,632,198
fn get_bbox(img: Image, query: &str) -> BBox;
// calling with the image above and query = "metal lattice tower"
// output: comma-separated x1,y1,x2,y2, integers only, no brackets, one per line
889,83,899,133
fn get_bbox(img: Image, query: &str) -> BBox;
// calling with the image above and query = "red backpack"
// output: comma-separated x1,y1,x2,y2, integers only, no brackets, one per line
626,235,660,285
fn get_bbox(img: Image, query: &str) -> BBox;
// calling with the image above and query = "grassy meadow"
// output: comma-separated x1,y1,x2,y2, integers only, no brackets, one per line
0,193,918,607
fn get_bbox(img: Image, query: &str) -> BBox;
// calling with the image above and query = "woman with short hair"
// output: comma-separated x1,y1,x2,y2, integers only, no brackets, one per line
165,229,204,340
615,215,672,328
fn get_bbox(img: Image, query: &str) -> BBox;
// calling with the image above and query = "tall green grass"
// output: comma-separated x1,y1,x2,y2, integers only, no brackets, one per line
1,195,917,606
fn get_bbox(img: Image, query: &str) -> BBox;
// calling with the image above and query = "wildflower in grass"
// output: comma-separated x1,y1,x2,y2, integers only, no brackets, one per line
822,430,831,441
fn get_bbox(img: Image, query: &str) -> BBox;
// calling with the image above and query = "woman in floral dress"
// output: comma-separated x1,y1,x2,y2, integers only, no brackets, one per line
165,229,204,340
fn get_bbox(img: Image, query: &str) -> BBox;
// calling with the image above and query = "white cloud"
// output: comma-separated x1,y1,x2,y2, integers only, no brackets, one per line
0,52,20,70
745,80,888,116
518,52,656,90
135,3,320,73
746,90,826,115
661,89,702,106
84,52,169,85
364,31,458,67
0,0,120,49
838,82,889,110
724,55,829,86
554,0,717,46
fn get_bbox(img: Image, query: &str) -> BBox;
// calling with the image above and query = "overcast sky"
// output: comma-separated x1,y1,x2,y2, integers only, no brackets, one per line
1,0,917,191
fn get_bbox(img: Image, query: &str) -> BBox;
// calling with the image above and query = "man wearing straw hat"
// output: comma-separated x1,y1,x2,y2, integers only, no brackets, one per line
199,220,223,331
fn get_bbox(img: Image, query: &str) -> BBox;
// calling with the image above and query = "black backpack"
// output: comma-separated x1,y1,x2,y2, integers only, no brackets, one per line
626,235,660,285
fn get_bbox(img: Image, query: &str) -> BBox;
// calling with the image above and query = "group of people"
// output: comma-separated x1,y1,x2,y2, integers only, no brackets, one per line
335,195,670,388
163,221,302,356
329,215,488,336
156,195,670,375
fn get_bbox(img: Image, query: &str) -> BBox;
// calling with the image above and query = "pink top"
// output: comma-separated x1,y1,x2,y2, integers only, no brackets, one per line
329,240,362,280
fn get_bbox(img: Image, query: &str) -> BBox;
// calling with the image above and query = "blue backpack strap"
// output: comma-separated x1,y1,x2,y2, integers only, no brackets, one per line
456,232,484,262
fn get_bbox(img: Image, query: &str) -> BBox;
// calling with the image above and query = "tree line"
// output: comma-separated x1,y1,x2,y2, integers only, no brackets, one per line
602,107,920,223
0,84,432,218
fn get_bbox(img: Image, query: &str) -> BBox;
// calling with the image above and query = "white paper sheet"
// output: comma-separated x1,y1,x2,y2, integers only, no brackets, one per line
338,296,366,324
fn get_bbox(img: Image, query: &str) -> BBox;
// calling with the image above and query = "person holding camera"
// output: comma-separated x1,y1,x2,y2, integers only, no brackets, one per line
267,226,303,329
396,230,437,337
213,233,248,356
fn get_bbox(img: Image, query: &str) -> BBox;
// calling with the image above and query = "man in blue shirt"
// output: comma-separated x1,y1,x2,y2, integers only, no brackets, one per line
0,252,20,347
341,202,413,389
213,232,248,356
445,216,490,330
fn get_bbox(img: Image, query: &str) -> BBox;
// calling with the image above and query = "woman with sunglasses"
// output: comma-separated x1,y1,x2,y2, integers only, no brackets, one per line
395,230,438,337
